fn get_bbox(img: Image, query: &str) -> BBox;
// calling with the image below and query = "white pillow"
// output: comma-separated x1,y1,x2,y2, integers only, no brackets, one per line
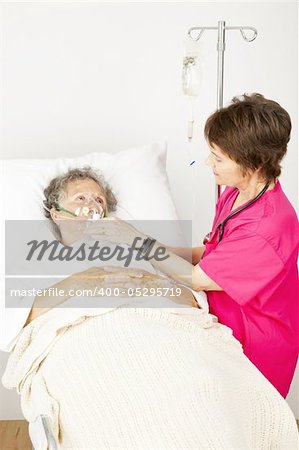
1,142,186,244
1,142,178,220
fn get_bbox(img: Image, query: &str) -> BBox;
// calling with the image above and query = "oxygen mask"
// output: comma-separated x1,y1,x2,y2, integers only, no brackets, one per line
57,192,106,221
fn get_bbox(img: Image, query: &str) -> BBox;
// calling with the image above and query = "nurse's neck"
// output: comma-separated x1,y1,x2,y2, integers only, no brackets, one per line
234,173,275,205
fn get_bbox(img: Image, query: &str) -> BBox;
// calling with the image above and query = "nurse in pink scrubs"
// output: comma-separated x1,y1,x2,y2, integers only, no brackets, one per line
89,93,299,398
195,94,298,398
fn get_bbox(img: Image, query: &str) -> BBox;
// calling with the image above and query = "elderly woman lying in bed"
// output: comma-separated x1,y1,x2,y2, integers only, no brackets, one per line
3,167,298,450
24,166,198,325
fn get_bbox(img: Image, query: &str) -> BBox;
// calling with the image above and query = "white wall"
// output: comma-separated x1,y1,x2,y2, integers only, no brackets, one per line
0,1,297,419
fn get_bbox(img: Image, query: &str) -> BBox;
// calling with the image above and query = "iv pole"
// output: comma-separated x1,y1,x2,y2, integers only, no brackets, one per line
187,20,258,202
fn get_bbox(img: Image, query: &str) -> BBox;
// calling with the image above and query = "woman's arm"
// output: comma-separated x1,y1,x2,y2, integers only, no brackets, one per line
25,267,133,325
144,241,222,292
24,266,196,326
85,220,220,292
192,246,206,265
25,277,73,325
166,246,206,265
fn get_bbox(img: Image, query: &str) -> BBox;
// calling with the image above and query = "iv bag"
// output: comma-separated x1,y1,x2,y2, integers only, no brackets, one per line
182,39,202,141
182,40,202,97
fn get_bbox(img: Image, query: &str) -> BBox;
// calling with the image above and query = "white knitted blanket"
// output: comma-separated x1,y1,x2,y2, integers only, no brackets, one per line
2,303,298,450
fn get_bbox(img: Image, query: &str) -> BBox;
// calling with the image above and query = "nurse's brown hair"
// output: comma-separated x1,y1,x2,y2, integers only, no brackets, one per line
204,93,292,182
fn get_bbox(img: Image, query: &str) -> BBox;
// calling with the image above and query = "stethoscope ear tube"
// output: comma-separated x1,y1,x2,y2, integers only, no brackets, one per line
216,182,270,243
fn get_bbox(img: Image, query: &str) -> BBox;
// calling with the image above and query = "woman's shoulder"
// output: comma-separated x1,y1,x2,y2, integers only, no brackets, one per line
255,181,298,261
264,180,297,221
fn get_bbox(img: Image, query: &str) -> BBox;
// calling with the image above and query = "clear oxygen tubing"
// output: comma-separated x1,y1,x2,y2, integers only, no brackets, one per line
58,204,105,220
44,200,136,221
44,192,106,221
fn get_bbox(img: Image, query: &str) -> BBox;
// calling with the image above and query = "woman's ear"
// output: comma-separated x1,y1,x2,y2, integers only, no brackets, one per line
256,167,265,180
50,207,60,224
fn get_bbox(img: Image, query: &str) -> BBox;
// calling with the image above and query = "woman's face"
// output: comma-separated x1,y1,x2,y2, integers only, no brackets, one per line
205,143,248,187
52,178,107,221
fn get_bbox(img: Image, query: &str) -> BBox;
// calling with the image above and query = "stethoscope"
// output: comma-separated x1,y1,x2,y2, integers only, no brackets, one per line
203,182,270,245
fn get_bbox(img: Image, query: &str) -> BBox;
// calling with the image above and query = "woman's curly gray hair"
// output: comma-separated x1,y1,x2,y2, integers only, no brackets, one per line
43,167,117,237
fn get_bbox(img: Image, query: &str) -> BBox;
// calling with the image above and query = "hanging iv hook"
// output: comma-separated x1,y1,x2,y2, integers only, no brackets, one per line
188,27,205,41
185,20,258,202
188,25,258,43
239,27,257,42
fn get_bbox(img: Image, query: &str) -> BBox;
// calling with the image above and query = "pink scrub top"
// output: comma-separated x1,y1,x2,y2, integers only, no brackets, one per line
199,180,299,398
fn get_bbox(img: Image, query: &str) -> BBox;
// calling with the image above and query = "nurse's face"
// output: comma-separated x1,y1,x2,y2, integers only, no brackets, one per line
205,143,247,187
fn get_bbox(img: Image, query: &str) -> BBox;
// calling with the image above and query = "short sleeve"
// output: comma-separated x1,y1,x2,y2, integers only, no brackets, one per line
199,230,286,305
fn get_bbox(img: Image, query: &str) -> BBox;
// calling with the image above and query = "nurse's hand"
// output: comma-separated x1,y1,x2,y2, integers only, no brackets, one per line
84,217,147,247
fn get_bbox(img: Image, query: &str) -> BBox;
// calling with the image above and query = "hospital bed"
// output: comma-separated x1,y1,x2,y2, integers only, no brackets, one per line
3,304,298,450
1,144,298,449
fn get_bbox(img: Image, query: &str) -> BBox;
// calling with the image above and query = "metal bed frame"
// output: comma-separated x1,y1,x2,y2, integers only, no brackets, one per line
31,415,58,450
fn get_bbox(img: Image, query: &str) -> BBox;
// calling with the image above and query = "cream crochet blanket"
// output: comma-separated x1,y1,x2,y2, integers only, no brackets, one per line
2,303,298,449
